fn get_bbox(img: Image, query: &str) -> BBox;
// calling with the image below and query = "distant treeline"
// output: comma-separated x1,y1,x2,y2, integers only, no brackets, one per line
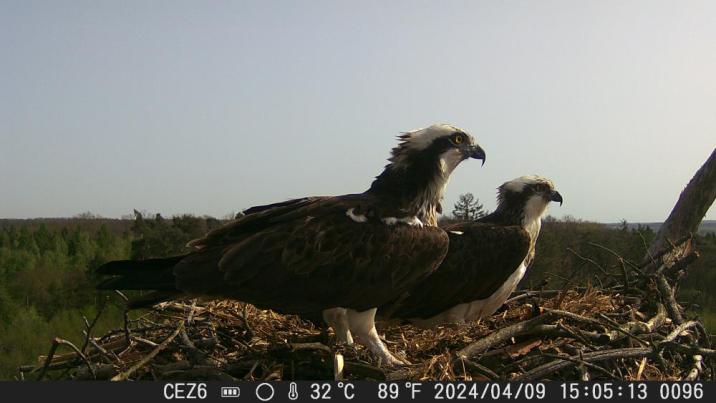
0,212,714,379
0,211,225,379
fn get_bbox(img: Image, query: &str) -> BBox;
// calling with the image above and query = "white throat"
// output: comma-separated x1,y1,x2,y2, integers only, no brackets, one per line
522,195,549,245
411,153,457,226
439,148,463,177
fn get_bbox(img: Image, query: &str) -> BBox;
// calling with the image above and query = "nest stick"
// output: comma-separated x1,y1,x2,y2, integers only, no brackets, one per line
111,302,195,381
684,355,703,381
540,353,619,380
81,296,109,353
36,339,60,380
457,312,556,360
517,347,653,381
111,321,184,381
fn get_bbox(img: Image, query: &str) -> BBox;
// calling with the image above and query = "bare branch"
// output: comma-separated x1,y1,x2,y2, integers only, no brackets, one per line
648,149,716,264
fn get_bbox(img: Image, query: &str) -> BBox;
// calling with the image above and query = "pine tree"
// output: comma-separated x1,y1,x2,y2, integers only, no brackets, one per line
451,193,485,221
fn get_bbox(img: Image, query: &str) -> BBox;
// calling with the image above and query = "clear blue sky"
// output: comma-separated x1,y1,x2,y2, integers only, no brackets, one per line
2,0,714,222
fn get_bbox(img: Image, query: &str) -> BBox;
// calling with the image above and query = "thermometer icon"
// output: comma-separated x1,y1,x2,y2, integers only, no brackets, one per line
288,382,299,400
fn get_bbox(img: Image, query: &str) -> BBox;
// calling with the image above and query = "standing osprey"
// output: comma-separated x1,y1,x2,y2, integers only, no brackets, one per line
96,124,486,365
377,175,562,328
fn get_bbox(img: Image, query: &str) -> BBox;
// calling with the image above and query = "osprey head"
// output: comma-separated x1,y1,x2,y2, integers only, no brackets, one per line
390,124,486,173
497,175,562,225
369,124,485,226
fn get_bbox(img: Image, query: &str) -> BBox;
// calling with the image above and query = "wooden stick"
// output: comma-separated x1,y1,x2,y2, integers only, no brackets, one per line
540,353,619,380
543,309,605,328
567,248,611,276
587,242,645,276
56,338,95,378
664,344,716,357
460,358,499,380
88,338,119,363
111,322,184,381
598,313,650,346
36,339,60,380
636,357,647,380
111,302,195,381
457,312,556,360
684,355,703,381
516,347,653,381
663,321,700,344
656,275,684,324
344,361,387,380
82,296,108,353
333,353,344,381
243,360,260,381
289,342,332,353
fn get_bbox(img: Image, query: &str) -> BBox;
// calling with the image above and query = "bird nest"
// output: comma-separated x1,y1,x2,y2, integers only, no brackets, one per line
20,243,715,381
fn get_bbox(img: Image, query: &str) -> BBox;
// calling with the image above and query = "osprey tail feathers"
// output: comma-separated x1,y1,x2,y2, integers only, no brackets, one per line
96,255,186,309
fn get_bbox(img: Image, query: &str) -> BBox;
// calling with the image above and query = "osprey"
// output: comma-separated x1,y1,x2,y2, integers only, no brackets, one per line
377,175,562,328
96,124,486,365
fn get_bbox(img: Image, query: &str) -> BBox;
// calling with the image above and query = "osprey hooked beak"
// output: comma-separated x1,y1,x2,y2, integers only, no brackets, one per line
465,144,486,166
550,190,563,206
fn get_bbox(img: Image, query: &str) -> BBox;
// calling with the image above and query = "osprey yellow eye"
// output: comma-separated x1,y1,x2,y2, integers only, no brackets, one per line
453,134,464,144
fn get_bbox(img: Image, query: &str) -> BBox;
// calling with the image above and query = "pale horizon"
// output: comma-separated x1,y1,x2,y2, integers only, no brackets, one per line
2,1,715,223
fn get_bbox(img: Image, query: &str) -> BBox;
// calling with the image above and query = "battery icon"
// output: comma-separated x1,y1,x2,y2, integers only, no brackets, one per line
221,387,241,398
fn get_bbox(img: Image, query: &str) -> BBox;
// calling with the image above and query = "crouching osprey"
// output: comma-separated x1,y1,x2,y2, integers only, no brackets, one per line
96,124,486,366
377,175,562,328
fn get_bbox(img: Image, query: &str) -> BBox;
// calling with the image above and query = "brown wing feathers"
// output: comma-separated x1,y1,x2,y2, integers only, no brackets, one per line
97,194,450,315
196,211,449,313
380,222,531,320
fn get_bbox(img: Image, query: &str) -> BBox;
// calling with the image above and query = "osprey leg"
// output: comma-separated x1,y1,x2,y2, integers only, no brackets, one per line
346,308,404,367
322,307,353,344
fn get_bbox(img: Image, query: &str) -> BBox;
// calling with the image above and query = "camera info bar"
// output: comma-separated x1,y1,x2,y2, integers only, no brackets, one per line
0,381,707,403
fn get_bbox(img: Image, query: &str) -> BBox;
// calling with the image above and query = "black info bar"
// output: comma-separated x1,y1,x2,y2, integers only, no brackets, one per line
0,381,708,403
